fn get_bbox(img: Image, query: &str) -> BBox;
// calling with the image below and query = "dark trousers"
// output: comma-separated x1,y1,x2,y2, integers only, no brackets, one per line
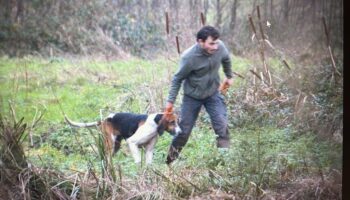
167,91,230,164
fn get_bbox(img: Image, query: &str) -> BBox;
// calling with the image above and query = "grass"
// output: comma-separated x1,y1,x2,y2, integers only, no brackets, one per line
0,55,342,199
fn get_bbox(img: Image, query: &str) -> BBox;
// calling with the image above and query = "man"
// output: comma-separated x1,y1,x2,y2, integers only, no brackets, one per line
165,25,234,165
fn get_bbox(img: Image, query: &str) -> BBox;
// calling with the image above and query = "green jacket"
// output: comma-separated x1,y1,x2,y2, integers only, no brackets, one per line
167,40,233,103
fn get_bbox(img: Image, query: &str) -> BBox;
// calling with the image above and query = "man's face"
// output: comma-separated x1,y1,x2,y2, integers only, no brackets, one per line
198,36,219,54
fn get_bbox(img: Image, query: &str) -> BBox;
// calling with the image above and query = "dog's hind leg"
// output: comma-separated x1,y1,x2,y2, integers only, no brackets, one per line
101,121,115,156
127,141,142,164
113,135,122,155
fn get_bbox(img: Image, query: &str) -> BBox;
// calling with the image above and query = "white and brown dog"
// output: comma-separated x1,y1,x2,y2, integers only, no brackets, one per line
65,112,181,164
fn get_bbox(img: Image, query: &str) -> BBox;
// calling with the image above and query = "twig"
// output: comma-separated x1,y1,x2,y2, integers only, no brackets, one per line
282,60,291,70
28,108,38,147
249,69,262,81
8,100,17,122
117,164,122,188
176,36,180,55
174,171,201,191
253,67,256,86
70,173,79,198
25,61,28,100
264,38,292,72
165,12,170,35
31,109,45,128
49,86,66,117
200,12,205,26
232,71,245,79
256,6,265,40
166,57,179,65
322,16,341,77
248,14,257,36
150,167,180,187
260,72,264,84
248,69,270,86
164,11,172,82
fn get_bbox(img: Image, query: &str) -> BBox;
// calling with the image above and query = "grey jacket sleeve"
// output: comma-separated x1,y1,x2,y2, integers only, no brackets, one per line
221,42,233,79
167,57,192,103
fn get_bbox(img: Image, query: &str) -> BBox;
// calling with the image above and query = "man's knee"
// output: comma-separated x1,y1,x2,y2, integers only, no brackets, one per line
211,116,228,133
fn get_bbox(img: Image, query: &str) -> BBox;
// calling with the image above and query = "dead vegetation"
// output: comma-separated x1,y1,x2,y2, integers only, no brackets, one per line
0,114,76,199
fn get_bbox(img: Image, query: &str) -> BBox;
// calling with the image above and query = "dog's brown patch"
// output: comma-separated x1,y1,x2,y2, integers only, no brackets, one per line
101,121,115,154
138,120,146,127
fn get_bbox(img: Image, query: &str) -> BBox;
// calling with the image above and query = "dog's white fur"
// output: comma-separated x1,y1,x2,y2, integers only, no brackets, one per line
122,113,180,164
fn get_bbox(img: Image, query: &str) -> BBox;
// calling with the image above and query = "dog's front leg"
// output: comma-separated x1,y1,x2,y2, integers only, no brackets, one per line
127,124,157,164
145,136,158,164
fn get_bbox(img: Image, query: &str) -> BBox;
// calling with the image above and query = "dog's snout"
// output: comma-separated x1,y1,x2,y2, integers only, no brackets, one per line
174,124,182,136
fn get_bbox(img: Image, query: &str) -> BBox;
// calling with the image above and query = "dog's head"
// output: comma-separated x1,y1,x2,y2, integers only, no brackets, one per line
154,113,182,136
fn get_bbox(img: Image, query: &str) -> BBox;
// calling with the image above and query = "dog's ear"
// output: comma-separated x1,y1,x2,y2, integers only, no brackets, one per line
154,114,163,124
157,123,166,136
155,114,166,136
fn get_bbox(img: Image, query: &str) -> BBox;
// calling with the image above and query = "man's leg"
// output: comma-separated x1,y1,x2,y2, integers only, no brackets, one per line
204,91,230,148
166,95,202,164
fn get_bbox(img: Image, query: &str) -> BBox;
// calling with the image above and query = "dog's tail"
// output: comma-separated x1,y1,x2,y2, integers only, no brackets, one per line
64,115,101,128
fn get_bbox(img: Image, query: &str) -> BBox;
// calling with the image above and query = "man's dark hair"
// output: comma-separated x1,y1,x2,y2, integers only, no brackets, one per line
196,26,220,42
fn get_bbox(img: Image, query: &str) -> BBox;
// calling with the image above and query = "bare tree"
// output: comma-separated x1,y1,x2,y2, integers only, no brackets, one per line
282,0,289,23
229,0,238,32
270,0,274,20
188,0,201,29
15,0,24,23
215,0,222,29
203,0,209,19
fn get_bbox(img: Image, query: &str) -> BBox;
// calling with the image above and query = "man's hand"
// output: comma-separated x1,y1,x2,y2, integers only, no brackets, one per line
224,77,234,86
219,78,233,95
164,102,174,120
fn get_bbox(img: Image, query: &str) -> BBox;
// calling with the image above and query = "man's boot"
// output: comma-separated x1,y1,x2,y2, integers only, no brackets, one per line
217,137,230,148
166,145,182,164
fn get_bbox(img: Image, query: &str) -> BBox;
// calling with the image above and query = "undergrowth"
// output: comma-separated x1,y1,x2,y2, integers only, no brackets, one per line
0,56,342,199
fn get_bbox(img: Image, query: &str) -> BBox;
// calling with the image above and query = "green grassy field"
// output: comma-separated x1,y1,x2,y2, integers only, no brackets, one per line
0,55,342,199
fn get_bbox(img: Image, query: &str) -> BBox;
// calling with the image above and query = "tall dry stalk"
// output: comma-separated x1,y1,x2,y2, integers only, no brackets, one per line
322,16,341,83
256,6,272,86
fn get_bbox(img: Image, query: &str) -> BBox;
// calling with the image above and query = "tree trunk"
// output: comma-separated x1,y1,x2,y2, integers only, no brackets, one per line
137,0,144,21
252,0,258,15
3,0,13,25
215,0,222,29
270,0,274,20
329,0,335,33
15,0,24,24
151,0,160,20
189,0,195,26
282,0,289,23
264,0,268,21
204,0,209,17
188,0,200,29
174,0,179,25
312,0,316,24
229,0,238,31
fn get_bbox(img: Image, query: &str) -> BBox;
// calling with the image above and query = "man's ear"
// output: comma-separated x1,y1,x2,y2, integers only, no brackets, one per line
198,38,206,47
